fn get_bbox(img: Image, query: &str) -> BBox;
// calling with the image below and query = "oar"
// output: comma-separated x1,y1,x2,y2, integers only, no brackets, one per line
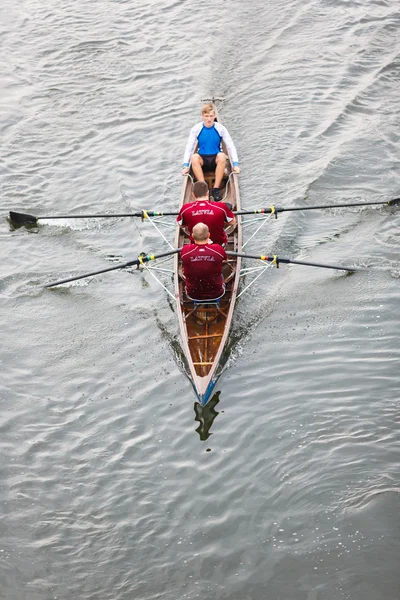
226,251,362,272
9,210,179,225
11,196,400,225
236,197,400,216
44,248,180,288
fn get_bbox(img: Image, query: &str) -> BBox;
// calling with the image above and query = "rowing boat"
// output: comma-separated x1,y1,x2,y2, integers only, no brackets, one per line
173,102,242,406
13,104,375,407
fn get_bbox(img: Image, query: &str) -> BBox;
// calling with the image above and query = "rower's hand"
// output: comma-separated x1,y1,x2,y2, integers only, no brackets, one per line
181,167,190,176
233,166,241,174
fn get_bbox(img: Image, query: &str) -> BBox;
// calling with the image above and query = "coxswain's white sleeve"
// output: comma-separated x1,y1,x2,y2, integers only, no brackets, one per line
215,123,239,166
183,123,203,167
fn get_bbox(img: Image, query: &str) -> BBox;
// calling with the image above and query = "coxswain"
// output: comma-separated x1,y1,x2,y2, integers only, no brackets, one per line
180,223,227,301
180,103,240,201
177,181,236,246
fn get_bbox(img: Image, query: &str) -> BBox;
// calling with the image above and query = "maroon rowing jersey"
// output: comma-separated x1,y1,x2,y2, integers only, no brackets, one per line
177,200,234,245
181,243,227,300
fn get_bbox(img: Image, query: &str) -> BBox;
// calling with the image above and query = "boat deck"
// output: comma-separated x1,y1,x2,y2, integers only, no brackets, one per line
174,162,241,404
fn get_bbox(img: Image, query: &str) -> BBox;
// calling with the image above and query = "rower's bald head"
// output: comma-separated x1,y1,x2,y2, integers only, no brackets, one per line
192,222,209,242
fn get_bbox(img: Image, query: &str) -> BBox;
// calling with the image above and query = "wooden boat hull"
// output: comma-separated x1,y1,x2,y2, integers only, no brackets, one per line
174,104,242,405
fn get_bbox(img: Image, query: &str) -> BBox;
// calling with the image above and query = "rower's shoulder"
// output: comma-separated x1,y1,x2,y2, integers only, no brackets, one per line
208,242,225,250
212,201,232,214
181,243,196,255
207,243,227,257
180,200,196,210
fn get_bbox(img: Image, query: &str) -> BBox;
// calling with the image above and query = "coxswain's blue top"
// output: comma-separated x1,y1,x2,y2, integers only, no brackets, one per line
183,121,240,168
197,124,222,156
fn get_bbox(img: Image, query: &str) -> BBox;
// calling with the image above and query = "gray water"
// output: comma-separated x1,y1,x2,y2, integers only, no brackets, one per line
1,0,400,598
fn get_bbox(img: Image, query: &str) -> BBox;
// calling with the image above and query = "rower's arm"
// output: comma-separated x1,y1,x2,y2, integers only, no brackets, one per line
179,224,190,236
225,216,236,228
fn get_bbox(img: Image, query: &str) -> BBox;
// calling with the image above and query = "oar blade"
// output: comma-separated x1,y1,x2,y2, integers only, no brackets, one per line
9,211,38,225
388,197,400,205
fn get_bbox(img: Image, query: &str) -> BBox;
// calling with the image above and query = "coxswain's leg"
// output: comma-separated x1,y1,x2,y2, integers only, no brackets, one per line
214,152,227,188
191,154,205,182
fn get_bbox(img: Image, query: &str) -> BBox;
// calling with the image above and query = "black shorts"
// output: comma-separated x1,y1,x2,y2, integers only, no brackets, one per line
186,283,226,302
199,154,217,171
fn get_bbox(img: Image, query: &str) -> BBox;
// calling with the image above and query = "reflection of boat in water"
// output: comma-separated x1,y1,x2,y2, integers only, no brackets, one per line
194,392,221,441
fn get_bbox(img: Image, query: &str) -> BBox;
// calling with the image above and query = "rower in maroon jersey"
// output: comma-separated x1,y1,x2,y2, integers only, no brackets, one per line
180,223,227,301
177,181,236,246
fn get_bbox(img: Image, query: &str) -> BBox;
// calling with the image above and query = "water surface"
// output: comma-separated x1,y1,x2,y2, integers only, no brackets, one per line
1,0,399,598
